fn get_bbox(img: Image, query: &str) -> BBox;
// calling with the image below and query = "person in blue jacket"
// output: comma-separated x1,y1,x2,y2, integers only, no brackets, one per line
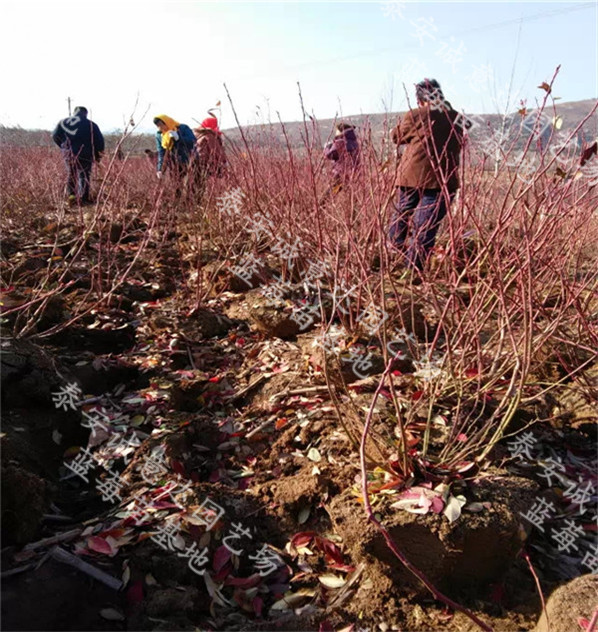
153,114,196,191
52,106,104,205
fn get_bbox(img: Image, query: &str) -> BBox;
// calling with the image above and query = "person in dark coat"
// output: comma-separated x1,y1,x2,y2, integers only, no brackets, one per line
323,122,360,200
52,106,104,205
389,79,465,274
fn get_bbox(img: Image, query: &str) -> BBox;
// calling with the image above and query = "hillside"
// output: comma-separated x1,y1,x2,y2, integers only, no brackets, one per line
1,99,596,156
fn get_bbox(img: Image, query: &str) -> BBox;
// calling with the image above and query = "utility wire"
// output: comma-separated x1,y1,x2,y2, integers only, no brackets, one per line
278,2,595,74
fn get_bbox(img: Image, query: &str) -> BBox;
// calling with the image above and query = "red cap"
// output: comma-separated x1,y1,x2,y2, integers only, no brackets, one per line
201,117,220,132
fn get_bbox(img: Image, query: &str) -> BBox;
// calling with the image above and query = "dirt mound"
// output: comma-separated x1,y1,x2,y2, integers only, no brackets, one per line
329,474,538,595
535,573,598,632
1,465,50,544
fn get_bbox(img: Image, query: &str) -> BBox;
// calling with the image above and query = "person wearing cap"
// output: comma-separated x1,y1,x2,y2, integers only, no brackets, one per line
390,79,465,275
52,106,104,205
323,122,361,196
192,116,227,179
153,115,196,184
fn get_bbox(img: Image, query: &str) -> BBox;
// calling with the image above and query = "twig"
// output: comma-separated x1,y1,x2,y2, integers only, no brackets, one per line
50,546,123,591
227,374,267,404
42,513,74,523
1,562,37,578
186,344,197,370
22,528,82,552
246,416,276,440
270,385,330,401
326,562,366,610
522,549,548,632
588,607,598,632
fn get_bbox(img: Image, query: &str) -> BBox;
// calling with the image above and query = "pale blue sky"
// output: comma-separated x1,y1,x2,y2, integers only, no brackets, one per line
2,0,596,132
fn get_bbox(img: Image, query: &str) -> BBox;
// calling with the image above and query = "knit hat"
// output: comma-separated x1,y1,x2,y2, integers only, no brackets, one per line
201,117,221,134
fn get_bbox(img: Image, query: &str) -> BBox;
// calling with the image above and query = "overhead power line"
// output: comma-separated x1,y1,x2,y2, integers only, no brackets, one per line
284,2,596,73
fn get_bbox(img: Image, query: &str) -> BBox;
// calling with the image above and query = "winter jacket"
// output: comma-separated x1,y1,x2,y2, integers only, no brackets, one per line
52,112,104,162
193,129,226,177
324,128,360,182
156,123,196,171
392,106,464,193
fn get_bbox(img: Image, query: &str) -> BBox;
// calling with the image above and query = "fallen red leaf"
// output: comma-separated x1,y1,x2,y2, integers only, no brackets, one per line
316,537,344,566
275,418,288,430
252,595,263,617
435,607,454,623
379,387,391,399
100,527,127,539
291,532,317,549
171,460,186,477
412,390,423,401
152,500,180,510
213,562,233,582
376,477,404,492
319,622,334,632
238,477,253,490
213,545,232,572
136,532,154,543
87,536,114,556
127,580,144,605
232,587,245,609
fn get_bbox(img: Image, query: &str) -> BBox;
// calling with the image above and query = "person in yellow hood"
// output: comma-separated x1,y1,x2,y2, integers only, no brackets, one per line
153,114,196,180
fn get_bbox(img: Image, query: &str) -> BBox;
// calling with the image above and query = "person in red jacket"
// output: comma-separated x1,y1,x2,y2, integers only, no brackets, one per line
189,116,227,203
192,116,226,179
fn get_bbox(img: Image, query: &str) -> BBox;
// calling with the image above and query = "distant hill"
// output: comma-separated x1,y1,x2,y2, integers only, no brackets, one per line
1,99,595,156
221,99,598,152
0,127,155,154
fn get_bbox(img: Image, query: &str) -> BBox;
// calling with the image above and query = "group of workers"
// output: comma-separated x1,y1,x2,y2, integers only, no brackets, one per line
52,78,464,275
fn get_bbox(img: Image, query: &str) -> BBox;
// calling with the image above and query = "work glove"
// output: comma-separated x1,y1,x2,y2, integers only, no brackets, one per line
170,130,179,142
156,171,162,180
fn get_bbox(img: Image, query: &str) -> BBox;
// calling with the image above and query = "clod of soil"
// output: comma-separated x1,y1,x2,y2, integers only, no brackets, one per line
1,464,50,544
1,337,64,408
66,357,142,395
534,573,598,632
225,290,304,339
329,474,538,595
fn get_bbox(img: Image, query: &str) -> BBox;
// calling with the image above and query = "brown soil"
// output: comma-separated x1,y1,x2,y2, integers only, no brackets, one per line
328,473,538,595
535,573,598,632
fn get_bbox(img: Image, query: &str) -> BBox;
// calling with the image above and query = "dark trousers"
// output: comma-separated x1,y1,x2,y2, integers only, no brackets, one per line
66,156,93,202
389,187,453,271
